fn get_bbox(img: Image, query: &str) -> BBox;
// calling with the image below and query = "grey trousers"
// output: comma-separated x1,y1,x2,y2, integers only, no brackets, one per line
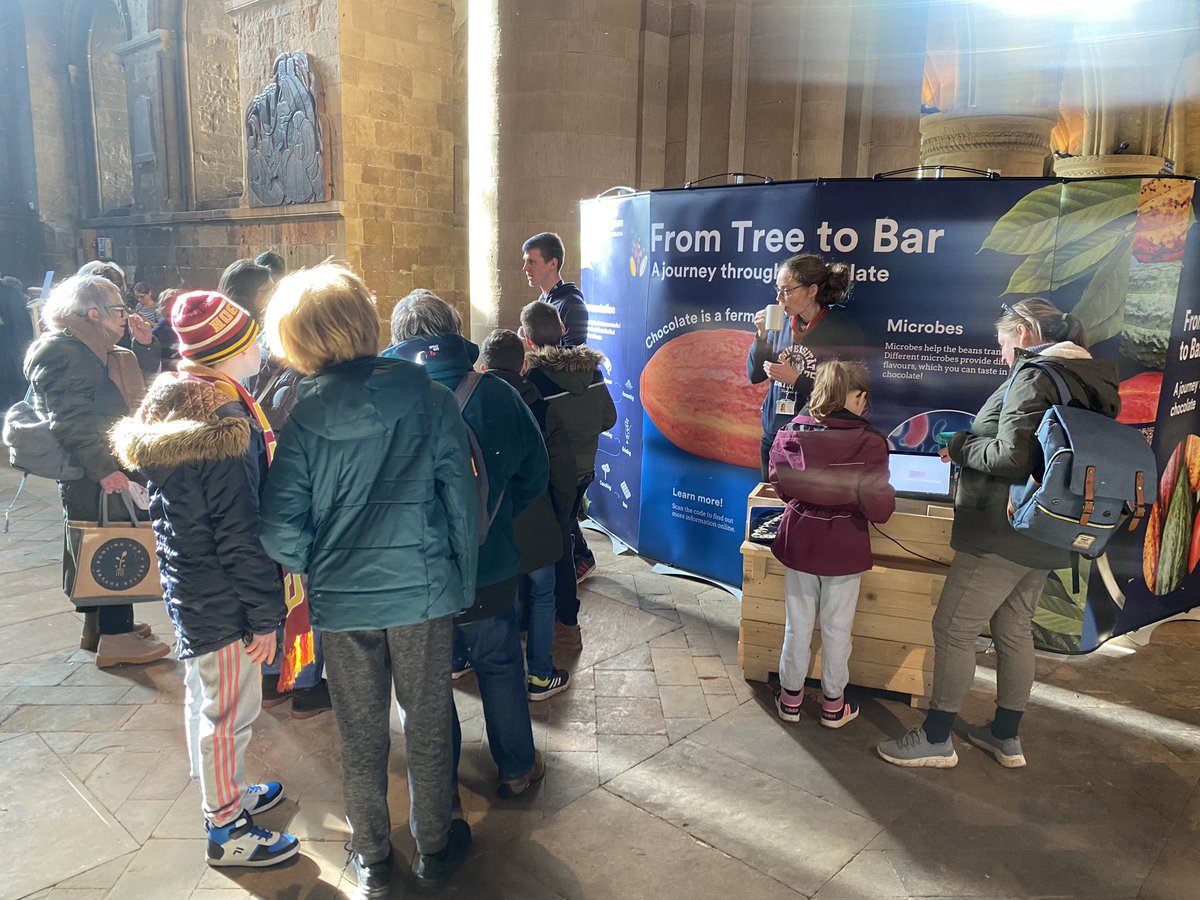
930,549,1047,714
323,617,454,862
779,569,861,698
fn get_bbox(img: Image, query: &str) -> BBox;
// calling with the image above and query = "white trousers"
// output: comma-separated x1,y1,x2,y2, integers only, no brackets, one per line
778,568,861,699
183,640,262,826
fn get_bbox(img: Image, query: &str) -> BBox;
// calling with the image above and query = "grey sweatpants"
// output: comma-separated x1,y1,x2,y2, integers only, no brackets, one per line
930,549,1047,714
779,569,861,698
323,617,454,862
183,640,262,826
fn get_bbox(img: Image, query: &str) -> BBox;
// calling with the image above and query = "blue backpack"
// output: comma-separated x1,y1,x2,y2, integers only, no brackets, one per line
1007,363,1157,559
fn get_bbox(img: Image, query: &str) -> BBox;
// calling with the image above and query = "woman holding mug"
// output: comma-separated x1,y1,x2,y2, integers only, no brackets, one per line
747,254,864,481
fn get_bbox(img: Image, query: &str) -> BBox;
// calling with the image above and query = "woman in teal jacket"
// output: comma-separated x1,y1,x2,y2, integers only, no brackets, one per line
257,264,478,895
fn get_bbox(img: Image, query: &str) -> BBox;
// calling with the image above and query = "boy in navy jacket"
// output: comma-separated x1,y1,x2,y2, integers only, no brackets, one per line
112,292,297,869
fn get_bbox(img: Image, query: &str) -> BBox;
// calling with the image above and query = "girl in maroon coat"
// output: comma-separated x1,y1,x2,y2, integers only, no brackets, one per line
768,361,896,726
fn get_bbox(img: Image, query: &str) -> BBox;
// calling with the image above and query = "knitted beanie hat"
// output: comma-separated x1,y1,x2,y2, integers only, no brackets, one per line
172,290,260,366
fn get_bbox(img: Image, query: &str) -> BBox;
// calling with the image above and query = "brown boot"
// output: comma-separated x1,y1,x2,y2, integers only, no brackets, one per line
95,632,171,668
82,618,153,652
80,612,100,652
553,621,583,651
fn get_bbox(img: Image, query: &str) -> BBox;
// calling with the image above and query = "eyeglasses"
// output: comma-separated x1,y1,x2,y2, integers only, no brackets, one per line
106,306,129,318
775,284,806,299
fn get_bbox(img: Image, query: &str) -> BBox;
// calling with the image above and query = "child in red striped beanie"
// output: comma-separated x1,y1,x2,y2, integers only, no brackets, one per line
112,290,300,868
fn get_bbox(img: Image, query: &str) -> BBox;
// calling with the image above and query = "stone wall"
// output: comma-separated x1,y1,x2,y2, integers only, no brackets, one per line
185,0,243,207
90,4,134,212
337,0,464,332
90,205,343,293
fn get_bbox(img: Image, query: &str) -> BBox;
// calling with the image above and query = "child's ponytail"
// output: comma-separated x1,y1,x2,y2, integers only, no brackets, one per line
809,360,871,421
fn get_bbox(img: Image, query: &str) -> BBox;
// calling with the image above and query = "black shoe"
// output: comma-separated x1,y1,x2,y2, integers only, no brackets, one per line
412,819,471,892
353,847,393,898
262,673,291,709
290,678,332,719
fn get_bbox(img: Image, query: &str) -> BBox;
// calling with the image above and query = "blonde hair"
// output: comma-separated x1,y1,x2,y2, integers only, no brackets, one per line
996,298,1086,346
809,360,871,421
264,263,381,375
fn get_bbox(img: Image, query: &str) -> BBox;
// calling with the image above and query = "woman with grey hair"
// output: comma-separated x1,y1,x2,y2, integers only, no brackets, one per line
76,260,160,379
24,275,170,667
390,289,462,343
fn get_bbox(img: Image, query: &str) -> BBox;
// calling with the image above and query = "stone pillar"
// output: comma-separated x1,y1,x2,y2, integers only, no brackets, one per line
920,111,1057,177
476,0,643,337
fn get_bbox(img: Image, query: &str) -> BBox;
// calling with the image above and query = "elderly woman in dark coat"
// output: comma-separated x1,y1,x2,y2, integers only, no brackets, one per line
23,275,170,667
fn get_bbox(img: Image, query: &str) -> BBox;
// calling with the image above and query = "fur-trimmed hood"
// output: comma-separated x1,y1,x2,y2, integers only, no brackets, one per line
1032,341,1092,360
526,345,607,393
110,373,251,470
527,344,606,374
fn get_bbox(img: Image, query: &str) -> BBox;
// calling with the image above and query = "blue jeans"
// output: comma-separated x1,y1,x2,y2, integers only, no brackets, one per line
451,603,535,782
524,565,557,680
262,627,324,690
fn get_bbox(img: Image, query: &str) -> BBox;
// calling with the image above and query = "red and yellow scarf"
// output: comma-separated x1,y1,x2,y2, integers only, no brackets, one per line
179,363,315,690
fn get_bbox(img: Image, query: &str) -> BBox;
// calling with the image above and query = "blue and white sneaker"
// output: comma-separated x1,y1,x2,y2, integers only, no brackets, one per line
206,811,300,867
245,781,285,815
451,658,473,681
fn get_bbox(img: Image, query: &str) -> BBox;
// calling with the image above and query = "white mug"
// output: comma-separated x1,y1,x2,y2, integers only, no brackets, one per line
764,304,786,332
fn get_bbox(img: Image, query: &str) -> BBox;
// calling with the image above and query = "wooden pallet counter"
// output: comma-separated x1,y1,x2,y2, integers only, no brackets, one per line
738,484,954,705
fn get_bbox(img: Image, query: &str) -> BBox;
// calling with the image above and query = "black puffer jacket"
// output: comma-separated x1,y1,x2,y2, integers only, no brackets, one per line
526,345,617,483
24,330,130,484
111,375,285,658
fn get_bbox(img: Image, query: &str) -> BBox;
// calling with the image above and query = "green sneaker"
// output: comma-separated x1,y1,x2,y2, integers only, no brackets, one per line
966,724,1026,768
877,727,958,768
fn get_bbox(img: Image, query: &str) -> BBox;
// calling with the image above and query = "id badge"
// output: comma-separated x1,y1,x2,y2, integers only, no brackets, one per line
775,398,796,416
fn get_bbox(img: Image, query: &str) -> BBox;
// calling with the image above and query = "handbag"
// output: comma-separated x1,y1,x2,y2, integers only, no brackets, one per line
2,385,85,481
65,489,161,605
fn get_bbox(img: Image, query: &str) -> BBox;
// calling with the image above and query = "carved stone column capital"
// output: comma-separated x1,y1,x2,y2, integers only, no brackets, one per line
1053,154,1166,178
919,110,1057,176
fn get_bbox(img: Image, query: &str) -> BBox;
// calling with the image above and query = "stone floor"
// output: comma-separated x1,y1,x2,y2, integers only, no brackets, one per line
2,464,1200,900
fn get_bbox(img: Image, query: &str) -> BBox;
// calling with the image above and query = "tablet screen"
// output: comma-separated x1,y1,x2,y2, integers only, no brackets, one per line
888,452,953,499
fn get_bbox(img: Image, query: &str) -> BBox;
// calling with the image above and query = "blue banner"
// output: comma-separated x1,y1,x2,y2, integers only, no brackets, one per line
581,176,1200,652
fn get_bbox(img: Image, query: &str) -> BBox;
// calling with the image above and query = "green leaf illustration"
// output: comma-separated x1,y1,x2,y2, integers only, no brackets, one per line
1032,570,1087,651
981,184,1065,256
1003,223,1133,295
981,181,1139,257
1072,241,1133,345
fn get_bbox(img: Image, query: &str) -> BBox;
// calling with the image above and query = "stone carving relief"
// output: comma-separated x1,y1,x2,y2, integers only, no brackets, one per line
245,51,326,207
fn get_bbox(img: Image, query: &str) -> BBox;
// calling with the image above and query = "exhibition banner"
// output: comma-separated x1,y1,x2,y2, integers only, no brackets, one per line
580,176,1200,652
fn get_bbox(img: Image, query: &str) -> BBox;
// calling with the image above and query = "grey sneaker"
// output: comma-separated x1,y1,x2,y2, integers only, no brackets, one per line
877,728,958,768
966,724,1026,768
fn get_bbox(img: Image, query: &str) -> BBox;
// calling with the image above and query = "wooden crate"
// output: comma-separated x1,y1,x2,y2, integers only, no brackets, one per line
739,492,953,704
744,482,785,540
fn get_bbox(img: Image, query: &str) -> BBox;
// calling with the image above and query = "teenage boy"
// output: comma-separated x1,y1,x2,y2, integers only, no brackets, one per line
521,232,588,347
111,291,298,868
519,300,617,648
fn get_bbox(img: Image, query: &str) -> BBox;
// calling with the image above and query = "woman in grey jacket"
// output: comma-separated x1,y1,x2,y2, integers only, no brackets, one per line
878,299,1120,770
